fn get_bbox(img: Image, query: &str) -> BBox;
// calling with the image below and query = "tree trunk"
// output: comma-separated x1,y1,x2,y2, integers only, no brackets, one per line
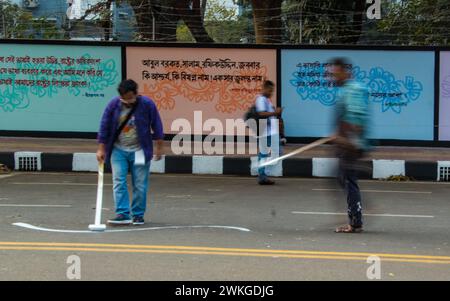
348,0,366,44
330,0,365,44
101,0,113,41
174,0,214,42
251,0,283,44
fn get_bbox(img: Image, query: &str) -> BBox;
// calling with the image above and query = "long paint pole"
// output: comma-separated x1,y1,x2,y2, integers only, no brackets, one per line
89,162,106,231
258,137,335,168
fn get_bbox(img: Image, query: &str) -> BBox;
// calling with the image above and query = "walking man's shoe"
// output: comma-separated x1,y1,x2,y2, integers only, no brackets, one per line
335,224,363,233
132,216,145,225
107,214,132,225
258,179,275,185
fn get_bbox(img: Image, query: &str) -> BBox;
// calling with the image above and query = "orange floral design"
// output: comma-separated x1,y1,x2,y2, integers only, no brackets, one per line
216,66,268,113
141,64,269,114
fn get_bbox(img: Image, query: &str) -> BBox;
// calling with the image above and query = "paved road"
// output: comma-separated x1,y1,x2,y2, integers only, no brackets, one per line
0,172,449,280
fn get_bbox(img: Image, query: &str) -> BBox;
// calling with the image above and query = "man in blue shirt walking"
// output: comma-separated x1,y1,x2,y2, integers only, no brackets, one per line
329,58,370,233
96,79,164,226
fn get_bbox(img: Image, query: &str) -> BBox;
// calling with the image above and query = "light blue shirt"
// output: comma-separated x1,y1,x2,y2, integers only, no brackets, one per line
255,95,278,137
336,80,370,150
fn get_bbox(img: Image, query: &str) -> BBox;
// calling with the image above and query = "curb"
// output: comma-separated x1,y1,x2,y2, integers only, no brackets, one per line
0,151,444,181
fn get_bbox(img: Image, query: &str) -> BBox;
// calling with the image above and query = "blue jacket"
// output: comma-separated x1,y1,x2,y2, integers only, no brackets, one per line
97,95,164,164
335,80,371,151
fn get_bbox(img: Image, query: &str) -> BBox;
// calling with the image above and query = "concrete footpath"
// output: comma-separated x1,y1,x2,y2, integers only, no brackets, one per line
1,137,450,180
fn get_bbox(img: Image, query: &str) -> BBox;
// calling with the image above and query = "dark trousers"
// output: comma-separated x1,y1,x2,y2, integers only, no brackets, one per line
338,158,363,228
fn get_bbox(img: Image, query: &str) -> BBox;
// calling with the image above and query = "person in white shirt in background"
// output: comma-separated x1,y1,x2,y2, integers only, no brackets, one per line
255,80,283,185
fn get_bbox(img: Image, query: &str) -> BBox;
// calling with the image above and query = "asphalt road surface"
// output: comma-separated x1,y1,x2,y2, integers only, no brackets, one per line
0,172,449,280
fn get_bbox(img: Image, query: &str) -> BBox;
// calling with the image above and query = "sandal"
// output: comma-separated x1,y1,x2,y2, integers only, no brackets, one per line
335,224,363,233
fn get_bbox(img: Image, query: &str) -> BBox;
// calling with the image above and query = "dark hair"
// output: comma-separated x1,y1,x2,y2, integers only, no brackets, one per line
329,57,352,72
263,80,274,89
118,79,138,95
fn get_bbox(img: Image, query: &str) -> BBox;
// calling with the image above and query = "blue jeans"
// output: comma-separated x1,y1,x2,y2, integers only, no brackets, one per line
338,159,363,228
111,147,151,218
258,134,280,182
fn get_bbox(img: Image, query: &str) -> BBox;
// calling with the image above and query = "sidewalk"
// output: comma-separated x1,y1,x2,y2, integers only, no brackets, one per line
1,137,450,180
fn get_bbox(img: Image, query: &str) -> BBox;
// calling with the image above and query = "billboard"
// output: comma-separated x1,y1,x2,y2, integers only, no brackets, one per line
439,51,450,141
0,44,121,132
281,49,435,140
126,47,277,134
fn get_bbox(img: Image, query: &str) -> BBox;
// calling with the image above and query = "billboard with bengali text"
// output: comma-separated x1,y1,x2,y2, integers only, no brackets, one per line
0,41,445,144
439,51,450,141
126,46,277,135
0,44,122,132
281,49,435,140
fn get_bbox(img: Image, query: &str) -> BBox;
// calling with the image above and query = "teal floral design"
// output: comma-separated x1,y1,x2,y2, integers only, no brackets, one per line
0,53,119,112
290,63,424,114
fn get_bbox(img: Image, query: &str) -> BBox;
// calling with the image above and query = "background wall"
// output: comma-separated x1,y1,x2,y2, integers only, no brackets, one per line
0,43,121,132
126,46,277,135
0,40,448,145
281,49,435,141
439,51,450,141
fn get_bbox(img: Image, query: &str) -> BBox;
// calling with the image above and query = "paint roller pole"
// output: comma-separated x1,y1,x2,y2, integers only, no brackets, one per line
258,136,336,168
89,162,106,231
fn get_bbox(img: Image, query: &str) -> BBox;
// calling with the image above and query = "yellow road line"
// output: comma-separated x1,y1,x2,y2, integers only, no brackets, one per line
0,242,449,264
1,246,450,264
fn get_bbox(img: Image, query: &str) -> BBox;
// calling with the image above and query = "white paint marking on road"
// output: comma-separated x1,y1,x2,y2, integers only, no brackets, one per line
0,174,14,179
9,174,450,185
11,182,112,186
0,204,72,208
166,195,192,199
312,188,432,194
12,222,251,233
291,211,435,218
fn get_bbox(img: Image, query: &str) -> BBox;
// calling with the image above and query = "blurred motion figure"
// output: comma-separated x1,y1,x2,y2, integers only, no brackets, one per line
329,58,371,233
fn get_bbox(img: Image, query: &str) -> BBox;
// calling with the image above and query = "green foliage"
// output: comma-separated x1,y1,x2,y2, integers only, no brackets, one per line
32,17,61,39
202,0,253,43
283,0,366,44
377,0,450,45
177,21,196,42
0,0,61,39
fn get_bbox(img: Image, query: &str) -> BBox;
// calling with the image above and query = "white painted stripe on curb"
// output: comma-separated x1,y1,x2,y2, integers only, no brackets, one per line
312,188,432,194
11,182,111,186
150,155,165,174
437,161,450,181
0,204,72,208
373,159,405,179
14,152,42,171
193,156,223,175
250,156,283,177
312,158,338,178
73,153,98,172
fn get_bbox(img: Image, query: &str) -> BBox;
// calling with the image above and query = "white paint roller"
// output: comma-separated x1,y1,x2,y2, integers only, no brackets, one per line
88,162,106,231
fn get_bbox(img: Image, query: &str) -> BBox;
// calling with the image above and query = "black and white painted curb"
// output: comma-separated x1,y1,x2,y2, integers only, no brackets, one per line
1,151,447,181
